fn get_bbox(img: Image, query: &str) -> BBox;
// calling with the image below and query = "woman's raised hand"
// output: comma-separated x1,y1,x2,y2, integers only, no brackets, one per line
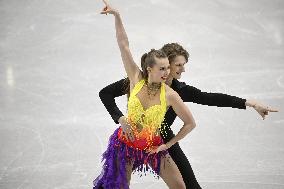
100,0,118,15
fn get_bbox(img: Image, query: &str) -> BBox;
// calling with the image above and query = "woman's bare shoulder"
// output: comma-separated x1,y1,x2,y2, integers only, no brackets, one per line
165,84,177,95
165,84,180,106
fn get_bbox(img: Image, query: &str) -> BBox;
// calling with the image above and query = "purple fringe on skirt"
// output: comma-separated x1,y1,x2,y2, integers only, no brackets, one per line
93,127,168,189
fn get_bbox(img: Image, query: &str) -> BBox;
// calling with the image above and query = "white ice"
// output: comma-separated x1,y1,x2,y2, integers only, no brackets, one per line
0,0,283,188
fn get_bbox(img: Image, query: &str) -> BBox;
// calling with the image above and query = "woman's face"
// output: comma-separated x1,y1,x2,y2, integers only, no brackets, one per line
148,57,170,83
169,55,187,80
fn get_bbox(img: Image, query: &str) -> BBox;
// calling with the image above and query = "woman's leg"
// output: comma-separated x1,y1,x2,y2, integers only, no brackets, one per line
168,143,202,189
94,128,134,189
125,159,134,186
158,154,186,189
116,153,133,189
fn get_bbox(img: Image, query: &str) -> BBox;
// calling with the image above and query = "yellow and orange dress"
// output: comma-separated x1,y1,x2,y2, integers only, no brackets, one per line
93,79,169,189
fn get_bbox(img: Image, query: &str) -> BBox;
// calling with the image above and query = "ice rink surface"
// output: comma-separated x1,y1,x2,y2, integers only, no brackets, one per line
0,0,283,188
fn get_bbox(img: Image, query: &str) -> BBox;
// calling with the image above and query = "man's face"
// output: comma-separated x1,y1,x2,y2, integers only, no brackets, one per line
169,55,187,79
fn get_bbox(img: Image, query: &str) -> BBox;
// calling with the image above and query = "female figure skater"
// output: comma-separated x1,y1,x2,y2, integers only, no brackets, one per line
94,1,196,189
99,45,278,188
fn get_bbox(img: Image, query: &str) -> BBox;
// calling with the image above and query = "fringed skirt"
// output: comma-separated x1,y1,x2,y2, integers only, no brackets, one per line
93,127,168,189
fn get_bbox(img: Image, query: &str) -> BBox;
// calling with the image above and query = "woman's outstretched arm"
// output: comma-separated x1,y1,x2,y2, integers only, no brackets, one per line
101,0,141,83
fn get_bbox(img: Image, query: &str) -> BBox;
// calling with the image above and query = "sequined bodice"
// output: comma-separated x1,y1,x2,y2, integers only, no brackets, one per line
126,79,167,144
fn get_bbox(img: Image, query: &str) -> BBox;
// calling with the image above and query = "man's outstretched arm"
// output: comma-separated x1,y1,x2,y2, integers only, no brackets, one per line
180,84,246,109
179,83,278,119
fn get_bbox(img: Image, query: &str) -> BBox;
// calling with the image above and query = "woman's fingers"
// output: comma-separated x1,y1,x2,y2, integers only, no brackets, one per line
122,131,129,140
101,0,109,13
100,1,117,15
145,148,151,153
148,146,159,154
100,6,108,14
102,0,108,6
147,145,168,155
127,132,135,141
121,125,135,141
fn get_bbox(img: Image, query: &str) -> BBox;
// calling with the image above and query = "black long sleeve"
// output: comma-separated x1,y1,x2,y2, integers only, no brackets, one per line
99,78,127,124
177,81,247,109
99,78,247,126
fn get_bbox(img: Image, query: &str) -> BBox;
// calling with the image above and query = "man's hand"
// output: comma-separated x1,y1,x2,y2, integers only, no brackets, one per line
246,99,279,120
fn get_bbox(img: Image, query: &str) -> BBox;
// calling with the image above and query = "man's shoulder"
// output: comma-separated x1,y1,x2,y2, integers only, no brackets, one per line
172,79,200,93
173,79,188,89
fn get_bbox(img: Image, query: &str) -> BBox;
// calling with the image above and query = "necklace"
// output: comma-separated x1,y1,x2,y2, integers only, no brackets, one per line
146,80,161,98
